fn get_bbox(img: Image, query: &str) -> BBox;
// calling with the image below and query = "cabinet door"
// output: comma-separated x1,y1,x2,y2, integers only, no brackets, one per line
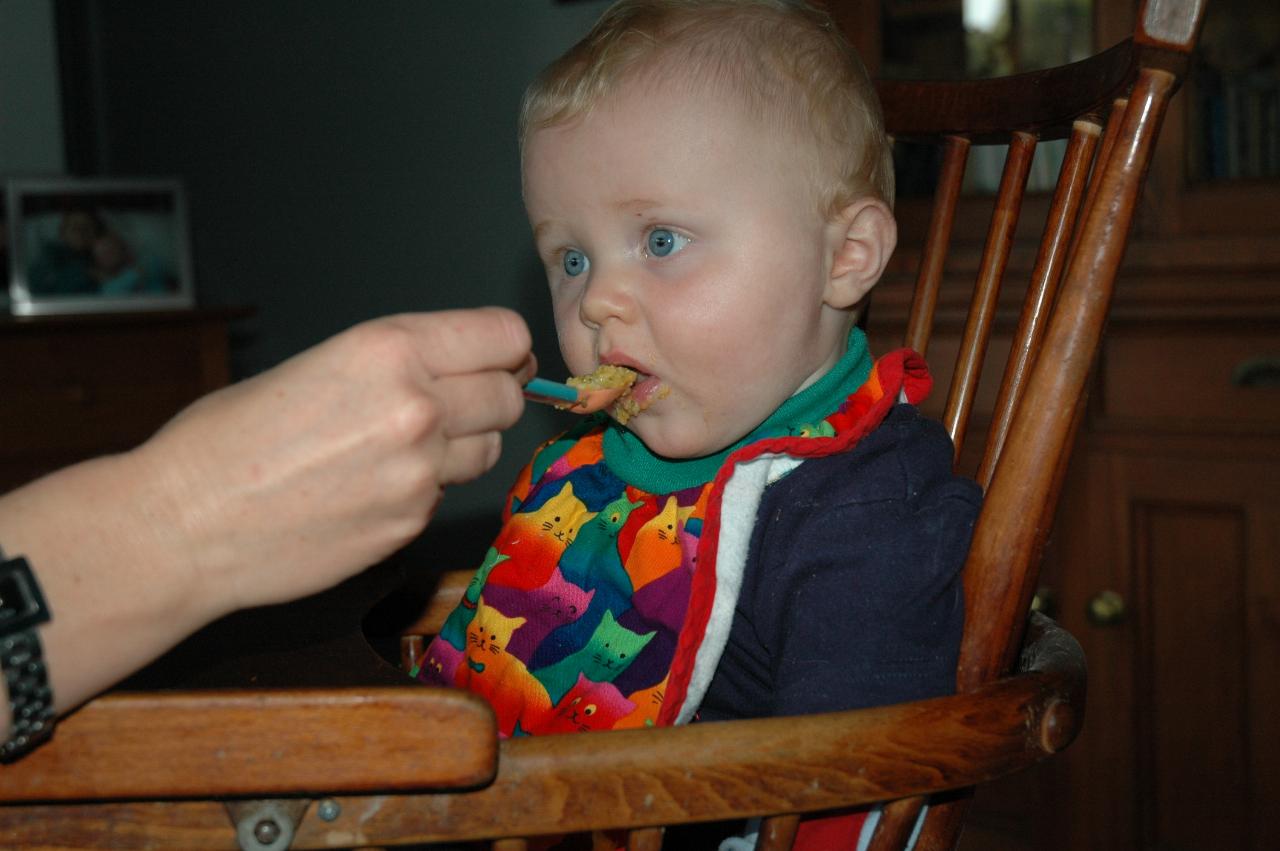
1058,448,1280,851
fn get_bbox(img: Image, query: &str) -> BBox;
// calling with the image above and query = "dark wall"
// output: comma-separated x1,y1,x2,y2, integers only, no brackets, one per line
75,0,611,526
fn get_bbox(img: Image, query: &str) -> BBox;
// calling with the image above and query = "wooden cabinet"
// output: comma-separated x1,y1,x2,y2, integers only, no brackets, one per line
1050,311,1279,851
1061,441,1279,851
0,309,247,493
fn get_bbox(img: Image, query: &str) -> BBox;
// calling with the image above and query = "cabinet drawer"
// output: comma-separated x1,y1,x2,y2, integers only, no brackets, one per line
0,324,210,454
1099,329,1280,431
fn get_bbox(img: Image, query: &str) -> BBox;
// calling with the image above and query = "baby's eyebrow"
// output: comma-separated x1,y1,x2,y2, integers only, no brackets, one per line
615,198,661,215
531,220,564,245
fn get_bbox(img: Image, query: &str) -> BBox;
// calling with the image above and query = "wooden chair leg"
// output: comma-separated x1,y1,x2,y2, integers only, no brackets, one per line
867,796,926,851
912,793,972,851
493,838,529,851
400,634,424,673
756,814,801,851
626,826,665,851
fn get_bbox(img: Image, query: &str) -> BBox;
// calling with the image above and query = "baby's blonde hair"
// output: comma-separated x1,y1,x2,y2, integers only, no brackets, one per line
520,0,894,214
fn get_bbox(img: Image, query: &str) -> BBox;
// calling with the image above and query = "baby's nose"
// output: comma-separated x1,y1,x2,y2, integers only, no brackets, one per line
579,264,637,327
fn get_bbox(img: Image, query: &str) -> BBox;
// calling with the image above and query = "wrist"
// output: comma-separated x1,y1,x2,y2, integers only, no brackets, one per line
121,440,242,626
0,451,229,710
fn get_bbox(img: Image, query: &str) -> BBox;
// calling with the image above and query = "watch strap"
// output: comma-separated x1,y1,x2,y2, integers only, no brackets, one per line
0,551,56,762
0,628,54,762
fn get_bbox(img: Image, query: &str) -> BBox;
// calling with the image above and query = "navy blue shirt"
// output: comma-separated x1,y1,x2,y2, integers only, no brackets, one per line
697,404,981,721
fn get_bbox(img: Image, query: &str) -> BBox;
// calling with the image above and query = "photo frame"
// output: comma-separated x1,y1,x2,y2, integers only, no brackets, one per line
5,177,195,316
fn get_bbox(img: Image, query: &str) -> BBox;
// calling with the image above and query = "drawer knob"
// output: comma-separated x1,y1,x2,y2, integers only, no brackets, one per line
1087,590,1126,626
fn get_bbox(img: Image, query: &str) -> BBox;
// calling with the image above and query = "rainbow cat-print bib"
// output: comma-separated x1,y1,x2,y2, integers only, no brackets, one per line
414,349,930,737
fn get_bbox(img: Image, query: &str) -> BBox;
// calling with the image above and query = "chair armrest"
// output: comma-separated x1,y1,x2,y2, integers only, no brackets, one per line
0,615,1081,848
0,686,497,802
293,613,1085,846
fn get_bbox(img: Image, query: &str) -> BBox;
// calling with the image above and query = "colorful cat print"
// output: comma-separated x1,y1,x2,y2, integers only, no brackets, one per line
620,678,668,729
456,598,550,735
614,558,692,697
623,495,683,591
437,547,509,651
528,492,645,669
488,482,594,591
479,566,595,660
413,637,463,686
531,609,655,704
526,673,636,735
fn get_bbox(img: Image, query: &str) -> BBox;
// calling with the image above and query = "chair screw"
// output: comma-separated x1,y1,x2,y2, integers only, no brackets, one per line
317,799,342,822
253,819,281,845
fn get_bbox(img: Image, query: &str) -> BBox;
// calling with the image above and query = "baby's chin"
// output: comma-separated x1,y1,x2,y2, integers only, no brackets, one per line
623,416,745,462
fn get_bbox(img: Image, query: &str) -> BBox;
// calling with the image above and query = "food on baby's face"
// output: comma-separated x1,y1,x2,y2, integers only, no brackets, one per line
609,383,670,425
566,364,664,425
566,364,638,392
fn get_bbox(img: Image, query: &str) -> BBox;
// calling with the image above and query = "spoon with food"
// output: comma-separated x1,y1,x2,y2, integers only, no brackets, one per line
524,365,652,418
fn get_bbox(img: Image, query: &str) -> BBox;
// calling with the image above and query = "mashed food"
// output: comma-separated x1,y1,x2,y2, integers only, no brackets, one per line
608,385,670,425
566,364,638,392
567,364,663,425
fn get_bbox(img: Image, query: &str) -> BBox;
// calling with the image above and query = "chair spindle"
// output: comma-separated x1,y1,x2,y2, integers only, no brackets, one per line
916,72,1179,851
942,130,1037,461
492,838,528,851
401,634,425,673
626,826,664,851
866,796,926,851
958,66,1180,693
904,135,970,356
755,814,800,851
976,119,1101,488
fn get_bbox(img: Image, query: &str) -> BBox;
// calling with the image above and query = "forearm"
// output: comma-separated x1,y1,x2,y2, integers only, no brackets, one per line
0,450,228,727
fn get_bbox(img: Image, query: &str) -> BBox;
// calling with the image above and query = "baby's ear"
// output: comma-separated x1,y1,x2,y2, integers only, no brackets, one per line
824,197,897,310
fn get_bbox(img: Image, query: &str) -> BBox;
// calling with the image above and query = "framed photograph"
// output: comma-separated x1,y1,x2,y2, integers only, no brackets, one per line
5,177,195,316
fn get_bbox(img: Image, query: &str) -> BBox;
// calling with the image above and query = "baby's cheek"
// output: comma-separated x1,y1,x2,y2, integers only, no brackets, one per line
555,331,593,373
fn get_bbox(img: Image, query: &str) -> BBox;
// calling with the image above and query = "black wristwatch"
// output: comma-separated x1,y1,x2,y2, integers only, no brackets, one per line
0,549,55,762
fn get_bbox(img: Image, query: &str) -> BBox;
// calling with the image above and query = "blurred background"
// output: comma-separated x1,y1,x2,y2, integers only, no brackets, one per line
1,0,615,528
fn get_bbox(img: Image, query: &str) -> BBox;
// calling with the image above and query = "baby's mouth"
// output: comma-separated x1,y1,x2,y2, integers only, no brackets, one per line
626,373,664,405
609,370,668,425
566,362,668,424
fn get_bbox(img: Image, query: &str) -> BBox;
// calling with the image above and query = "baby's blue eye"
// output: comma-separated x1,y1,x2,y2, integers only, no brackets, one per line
647,228,688,257
563,249,589,277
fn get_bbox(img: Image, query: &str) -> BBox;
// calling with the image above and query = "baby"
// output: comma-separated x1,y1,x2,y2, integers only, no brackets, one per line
418,1,981,845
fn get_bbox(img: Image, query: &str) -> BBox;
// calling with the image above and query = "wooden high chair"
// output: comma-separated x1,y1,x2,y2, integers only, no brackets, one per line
0,0,1206,848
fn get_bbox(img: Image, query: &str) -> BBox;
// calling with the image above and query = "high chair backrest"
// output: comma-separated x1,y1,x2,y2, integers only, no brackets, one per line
867,1,1207,844
883,0,1205,694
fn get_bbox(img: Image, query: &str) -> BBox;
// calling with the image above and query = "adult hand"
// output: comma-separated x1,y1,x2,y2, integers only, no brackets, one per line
0,306,532,717
143,307,534,615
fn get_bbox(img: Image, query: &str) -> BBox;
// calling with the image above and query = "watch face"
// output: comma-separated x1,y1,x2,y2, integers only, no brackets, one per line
0,558,50,632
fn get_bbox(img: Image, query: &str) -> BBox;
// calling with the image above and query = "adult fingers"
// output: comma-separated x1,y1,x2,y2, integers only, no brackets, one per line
439,432,504,486
514,352,538,385
429,369,526,439
389,307,532,378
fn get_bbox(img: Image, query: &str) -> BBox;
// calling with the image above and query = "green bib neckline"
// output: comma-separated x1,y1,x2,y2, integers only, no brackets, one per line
601,328,872,493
